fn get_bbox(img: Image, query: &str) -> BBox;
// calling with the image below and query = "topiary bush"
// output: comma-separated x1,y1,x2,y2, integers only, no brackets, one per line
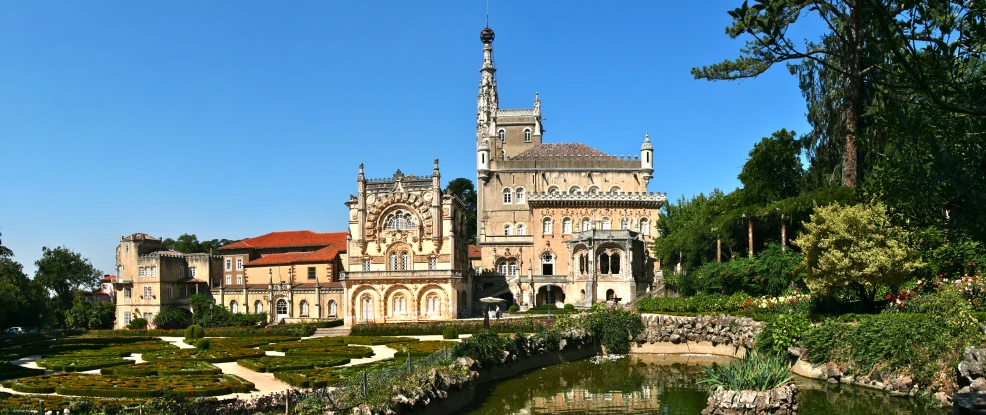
184,324,205,339
126,318,148,330
195,339,211,350
563,303,575,310
442,326,459,340
507,305,519,313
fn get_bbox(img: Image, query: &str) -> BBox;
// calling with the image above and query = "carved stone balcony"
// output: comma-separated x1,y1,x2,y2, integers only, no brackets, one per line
340,269,466,281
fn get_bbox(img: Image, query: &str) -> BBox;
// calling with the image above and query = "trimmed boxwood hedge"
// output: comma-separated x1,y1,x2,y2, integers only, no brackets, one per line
187,336,300,349
0,362,46,380
0,394,142,412
85,323,319,337
283,345,374,359
273,369,344,388
36,356,133,372
236,356,350,373
141,348,266,363
99,361,222,376
3,373,255,398
350,318,554,336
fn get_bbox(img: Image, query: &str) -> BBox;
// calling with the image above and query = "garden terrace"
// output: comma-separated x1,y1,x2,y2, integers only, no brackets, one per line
350,318,555,336
99,361,222,376
141,348,266,363
236,356,350,373
1,373,255,398
36,356,133,372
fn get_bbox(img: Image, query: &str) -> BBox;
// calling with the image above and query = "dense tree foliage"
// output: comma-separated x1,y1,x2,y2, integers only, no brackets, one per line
794,202,923,307
64,294,115,330
34,246,102,327
0,231,12,258
0,257,47,330
444,178,477,244
161,234,241,254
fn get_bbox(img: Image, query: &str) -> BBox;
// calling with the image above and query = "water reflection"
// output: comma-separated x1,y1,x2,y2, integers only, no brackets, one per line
465,354,948,415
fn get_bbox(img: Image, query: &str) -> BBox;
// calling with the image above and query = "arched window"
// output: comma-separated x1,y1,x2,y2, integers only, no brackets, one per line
515,187,525,204
497,259,518,276
621,217,630,230
541,252,554,275
400,251,410,270
426,294,439,314
606,289,616,301
393,294,406,315
230,301,238,314
497,129,505,143
562,218,573,234
609,186,623,194
276,299,288,316
601,217,612,230
300,300,309,316
568,185,582,194
502,188,512,204
361,294,373,321
523,128,531,142
503,224,513,236
582,218,592,231
587,186,600,195
384,209,415,231
516,223,526,235
254,301,263,314
547,186,560,194
578,252,588,274
542,217,553,235
611,252,621,274
599,253,610,274
328,300,338,316
640,218,650,236
389,253,399,270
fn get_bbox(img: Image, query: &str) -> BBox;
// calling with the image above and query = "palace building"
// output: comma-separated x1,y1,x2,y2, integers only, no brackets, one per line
472,26,666,309
112,25,664,328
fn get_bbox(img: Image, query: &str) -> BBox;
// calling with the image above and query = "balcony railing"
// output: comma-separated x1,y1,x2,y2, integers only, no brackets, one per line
340,269,466,281
481,234,534,244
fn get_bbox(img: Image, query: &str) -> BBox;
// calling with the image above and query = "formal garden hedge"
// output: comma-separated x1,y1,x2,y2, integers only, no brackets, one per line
236,356,350,373
636,293,753,314
0,393,142,412
141,348,266,363
283,345,374,359
185,336,300,349
273,369,343,389
85,323,319,338
0,362,45,381
99,361,222,377
2,373,255,398
350,318,555,336
35,356,133,372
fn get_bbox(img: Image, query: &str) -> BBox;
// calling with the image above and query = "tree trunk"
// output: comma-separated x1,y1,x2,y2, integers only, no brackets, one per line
842,1,862,188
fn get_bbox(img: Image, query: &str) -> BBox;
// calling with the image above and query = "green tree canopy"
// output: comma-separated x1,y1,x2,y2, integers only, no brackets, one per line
34,246,101,327
793,202,923,307
738,128,805,205
0,231,12,258
162,234,242,254
444,178,477,244
64,294,115,330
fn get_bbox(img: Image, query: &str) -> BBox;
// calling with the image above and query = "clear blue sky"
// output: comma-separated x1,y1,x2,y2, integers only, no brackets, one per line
0,1,823,278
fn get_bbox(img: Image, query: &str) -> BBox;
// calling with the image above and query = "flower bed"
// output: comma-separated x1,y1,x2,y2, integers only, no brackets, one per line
100,361,222,376
350,318,554,336
236,356,350,373
1,373,255,398
36,356,133,372
283,345,374,359
0,363,46,380
141,348,266,363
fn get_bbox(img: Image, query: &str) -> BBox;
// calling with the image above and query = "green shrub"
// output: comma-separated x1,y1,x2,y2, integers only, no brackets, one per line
195,339,211,350
456,330,515,368
507,305,519,313
184,324,205,339
761,313,810,354
699,351,793,391
442,326,459,339
126,318,148,330
585,309,645,354
153,308,191,330
563,303,575,310
237,356,350,373
636,293,752,314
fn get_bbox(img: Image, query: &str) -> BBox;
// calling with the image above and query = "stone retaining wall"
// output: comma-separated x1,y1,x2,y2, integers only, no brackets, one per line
636,314,762,355
702,385,799,415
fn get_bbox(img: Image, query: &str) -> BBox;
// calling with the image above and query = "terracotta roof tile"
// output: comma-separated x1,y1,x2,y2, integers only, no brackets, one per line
468,245,482,259
220,231,347,250
512,143,613,160
101,275,117,283
245,246,341,267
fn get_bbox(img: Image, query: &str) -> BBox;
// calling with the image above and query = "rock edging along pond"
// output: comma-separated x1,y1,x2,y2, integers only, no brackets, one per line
635,313,763,357
702,384,799,415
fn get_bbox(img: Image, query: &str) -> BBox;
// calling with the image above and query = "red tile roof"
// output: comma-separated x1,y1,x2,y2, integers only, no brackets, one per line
512,143,612,160
220,231,347,251
245,245,342,267
468,245,482,259
101,275,117,283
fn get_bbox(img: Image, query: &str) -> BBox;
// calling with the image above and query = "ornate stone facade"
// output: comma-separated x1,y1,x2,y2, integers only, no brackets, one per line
474,26,666,310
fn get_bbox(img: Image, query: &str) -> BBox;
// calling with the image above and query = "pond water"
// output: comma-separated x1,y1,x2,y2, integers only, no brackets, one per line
463,354,949,415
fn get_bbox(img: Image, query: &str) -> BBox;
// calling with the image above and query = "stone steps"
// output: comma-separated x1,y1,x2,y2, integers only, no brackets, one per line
311,326,350,338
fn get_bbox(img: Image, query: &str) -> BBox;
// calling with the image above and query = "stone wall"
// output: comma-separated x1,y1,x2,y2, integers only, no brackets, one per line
702,385,799,415
637,314,763,350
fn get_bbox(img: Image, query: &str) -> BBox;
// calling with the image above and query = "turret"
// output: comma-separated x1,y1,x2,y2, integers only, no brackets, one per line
641,132,654,185
477,138,491,182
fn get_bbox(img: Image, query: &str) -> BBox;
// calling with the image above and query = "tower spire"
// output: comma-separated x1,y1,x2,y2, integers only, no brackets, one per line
477,25,498,145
